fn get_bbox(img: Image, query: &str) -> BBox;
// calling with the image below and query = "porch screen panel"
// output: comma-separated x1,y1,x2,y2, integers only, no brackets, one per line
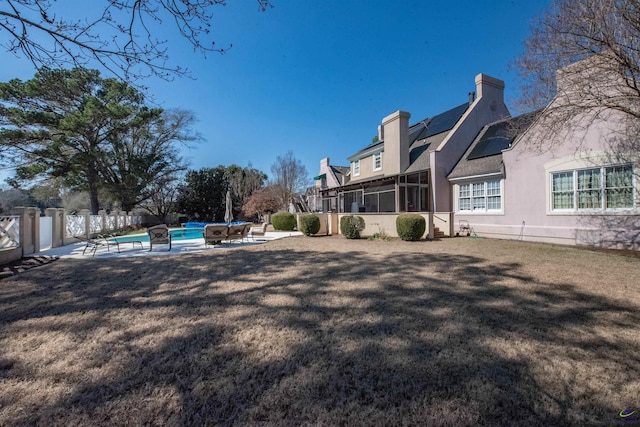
379,191,395,212
605,165,634,208
407,186,419,212
364,194,378,213
419,187,427,211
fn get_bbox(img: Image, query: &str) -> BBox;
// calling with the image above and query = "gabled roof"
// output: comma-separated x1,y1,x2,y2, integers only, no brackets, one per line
403,103,469,174
348,102,469,162
331,165,349,176
408,103,469,142
448,110,541,180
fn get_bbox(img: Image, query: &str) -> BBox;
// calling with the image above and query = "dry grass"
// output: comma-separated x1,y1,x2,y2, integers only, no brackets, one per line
1,236,639,426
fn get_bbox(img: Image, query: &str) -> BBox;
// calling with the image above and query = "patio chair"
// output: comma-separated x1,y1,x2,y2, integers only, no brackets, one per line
204,224,228,247
226,224,247,244
147,224,172,251
248,223,268,241
79,235,120,257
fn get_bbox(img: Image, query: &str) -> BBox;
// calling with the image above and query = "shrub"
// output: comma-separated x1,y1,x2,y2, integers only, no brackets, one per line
271,212,296,231
340,215,365,239
396,214,426,241
300,214,321,236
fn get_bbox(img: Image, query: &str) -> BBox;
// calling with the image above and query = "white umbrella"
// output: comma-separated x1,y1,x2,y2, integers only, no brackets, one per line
224,189,233,224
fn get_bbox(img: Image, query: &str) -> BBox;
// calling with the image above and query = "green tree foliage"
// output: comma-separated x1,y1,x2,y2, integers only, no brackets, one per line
176,166,228,222
176,165,267,222
0,68,195,213
225,164,268,218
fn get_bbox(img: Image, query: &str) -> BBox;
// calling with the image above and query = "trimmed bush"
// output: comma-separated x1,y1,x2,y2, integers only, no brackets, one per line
300,214,321,236
340,215,365,239
272,212,296,231
396,214,426,241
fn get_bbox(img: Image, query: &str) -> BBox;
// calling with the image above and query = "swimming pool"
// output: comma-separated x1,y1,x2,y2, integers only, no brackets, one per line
110,227,205,244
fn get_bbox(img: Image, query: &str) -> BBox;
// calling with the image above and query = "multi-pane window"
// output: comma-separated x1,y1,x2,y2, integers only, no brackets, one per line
551,164,634,211
552,172,574,209
487,180,501,210
353,159,360,176
458,180,501,212
606,165,634,208
373,152,382,171
458,184,471,211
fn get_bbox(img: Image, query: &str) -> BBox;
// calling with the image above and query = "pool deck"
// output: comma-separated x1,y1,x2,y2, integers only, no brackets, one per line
28,231,303,259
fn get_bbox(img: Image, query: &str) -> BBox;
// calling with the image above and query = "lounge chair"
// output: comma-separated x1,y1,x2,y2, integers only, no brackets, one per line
204,224,228,247
79,235,120,257
248,223,268,241
148,224,172,251
226,224,247,244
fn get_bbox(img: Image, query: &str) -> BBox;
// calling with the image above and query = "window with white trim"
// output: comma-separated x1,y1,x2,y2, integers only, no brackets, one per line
373,152,382,171
458,180,502,212
353,159,360,176
551,164,634,211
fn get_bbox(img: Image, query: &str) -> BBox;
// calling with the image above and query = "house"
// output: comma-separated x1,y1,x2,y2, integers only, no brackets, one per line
316,73,510,229
449,55,640,248
311,157,350,212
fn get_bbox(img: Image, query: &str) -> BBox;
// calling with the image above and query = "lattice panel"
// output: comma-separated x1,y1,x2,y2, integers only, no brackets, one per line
105,216,116,230
90,215,103,234
0,216,20,248
66,215,86,237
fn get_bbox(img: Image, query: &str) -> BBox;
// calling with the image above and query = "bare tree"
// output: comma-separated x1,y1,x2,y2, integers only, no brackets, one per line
270,151,309,211
515,0,640,167
0,0,272,81
516,0,640,126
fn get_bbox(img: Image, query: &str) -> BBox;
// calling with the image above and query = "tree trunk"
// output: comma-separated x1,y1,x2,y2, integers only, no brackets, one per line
87,164,101,215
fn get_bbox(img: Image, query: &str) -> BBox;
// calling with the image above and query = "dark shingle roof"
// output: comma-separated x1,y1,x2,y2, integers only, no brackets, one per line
408,103,469,142
349,102,469,162
448,110,541,180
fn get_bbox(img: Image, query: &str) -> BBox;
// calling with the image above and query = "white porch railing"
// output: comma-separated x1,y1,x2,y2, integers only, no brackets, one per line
0,215,20,248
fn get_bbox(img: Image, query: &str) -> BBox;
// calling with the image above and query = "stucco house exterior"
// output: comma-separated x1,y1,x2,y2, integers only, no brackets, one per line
315,73,510,230
449,55,640,248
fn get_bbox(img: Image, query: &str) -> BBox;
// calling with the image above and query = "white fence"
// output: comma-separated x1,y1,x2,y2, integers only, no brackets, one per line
0,216,20,249
1,208,143,263
40,216,52,250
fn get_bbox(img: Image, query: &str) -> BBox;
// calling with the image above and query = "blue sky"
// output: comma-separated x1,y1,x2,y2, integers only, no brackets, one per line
0,0,550,183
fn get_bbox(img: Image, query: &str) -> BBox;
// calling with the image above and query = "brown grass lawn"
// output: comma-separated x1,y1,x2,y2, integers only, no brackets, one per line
1,236,639,426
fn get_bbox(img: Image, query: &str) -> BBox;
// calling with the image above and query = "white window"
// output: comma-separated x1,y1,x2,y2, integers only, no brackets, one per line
373,152,382,171
353,159,360,176
551,164,634,211
457,180,501,212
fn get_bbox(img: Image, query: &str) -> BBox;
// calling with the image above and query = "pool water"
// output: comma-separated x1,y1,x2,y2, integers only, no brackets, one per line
111,227,205,244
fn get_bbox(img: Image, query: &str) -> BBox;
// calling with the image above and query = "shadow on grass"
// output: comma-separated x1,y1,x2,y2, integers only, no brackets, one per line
0,247,639,425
